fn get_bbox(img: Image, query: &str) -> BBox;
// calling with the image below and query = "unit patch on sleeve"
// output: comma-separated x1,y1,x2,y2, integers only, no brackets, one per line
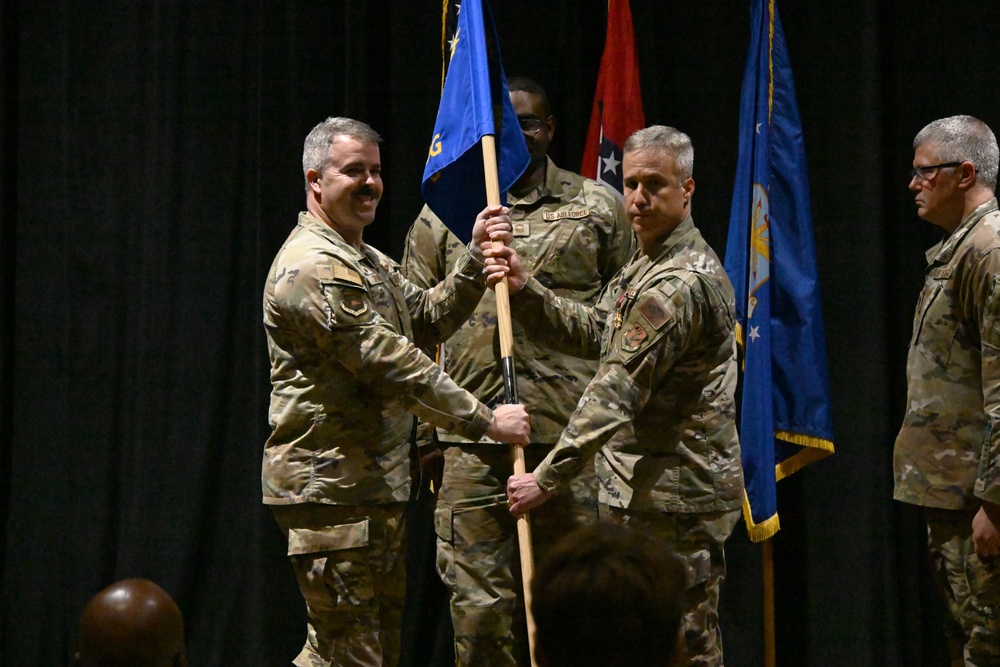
339,289,369,317
621,322,648,352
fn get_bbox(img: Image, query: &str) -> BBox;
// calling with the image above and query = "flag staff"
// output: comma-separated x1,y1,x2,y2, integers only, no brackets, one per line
481,134,539,667
763,538,775,667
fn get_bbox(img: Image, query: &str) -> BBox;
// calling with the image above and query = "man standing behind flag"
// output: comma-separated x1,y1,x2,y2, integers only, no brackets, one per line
403,77,632,666
497,126,744,667
893,115,1000,665
262,117,530,667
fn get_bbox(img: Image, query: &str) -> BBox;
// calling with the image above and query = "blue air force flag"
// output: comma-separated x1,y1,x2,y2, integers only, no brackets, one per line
421,0,529,243
724,0,835,542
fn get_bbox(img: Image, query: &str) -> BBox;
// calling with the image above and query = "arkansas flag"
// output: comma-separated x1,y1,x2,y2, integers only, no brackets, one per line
580,0,645,195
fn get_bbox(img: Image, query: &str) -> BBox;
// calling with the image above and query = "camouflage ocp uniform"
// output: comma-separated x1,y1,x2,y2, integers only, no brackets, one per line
402,157,633,665
511,214,744,667
263,212,496,667
893,198,1000,665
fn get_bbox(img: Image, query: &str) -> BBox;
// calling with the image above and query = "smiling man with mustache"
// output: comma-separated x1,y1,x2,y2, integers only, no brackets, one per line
893,115,1000,665
261,116,530,667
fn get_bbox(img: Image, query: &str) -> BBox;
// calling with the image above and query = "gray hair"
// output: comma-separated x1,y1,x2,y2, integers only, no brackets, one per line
302,117,382,179
914,115,998,191
623,125,694,180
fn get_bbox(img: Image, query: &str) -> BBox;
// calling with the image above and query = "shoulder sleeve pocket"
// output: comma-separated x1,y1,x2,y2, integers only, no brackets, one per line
985,275,1000,349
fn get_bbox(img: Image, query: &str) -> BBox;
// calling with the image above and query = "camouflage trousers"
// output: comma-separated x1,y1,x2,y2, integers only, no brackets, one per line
599,504,741,667
435,442,599,666
925,507,1000,666
271,503,408,667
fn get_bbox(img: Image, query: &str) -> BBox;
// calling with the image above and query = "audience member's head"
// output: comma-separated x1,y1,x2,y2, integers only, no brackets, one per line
532,521,688,667
75,578,186,667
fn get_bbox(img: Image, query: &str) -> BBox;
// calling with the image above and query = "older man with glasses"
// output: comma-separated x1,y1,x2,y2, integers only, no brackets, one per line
893,114,1000,665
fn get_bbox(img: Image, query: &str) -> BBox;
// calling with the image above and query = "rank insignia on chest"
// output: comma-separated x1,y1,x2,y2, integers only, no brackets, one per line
512,222,530,237
339,289,368,317
621,322,647,352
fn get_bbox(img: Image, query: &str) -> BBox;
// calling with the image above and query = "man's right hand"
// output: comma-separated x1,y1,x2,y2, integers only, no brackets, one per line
507,473,554,515
483,245,527,294
486,404,531,445
973,501,1000,559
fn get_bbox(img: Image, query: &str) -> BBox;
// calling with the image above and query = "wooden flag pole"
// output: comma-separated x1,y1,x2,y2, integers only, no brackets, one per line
481,134,539,667
764,537,775,667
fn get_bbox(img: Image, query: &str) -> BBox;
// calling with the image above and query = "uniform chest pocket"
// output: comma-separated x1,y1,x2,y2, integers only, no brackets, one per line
537,222,602,290
361,267,405,326
911,271,958,368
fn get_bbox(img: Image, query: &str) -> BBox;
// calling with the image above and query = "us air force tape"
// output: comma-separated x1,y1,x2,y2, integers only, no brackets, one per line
542,208,590,221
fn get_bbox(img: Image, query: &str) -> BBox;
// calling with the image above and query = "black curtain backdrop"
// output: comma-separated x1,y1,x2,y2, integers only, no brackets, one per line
3,1,999,665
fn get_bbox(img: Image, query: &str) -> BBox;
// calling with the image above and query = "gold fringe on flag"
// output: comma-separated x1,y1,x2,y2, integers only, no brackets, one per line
774,430,834,481
742,492,780,542
742,430,833,542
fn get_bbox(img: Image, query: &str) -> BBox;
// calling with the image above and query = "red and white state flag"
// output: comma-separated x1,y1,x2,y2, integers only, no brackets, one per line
580,0,645,196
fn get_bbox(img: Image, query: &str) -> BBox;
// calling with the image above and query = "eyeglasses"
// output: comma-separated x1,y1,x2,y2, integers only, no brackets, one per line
910,162,963,183
518,117,544,135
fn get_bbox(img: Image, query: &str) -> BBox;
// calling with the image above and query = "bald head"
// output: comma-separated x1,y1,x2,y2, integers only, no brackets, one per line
76,578,186,667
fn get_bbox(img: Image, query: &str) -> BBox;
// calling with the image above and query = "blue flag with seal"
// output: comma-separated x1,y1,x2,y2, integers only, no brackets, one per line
421,0,529,244
724,0,835,542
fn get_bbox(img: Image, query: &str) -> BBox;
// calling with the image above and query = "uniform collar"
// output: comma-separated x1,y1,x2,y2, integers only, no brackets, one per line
928,197,999,266
620,216,698,287
644,215,698,264
298,211,367,262
507,156,560,206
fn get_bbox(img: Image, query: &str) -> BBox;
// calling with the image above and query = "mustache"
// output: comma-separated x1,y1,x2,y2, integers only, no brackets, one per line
356,185,379,198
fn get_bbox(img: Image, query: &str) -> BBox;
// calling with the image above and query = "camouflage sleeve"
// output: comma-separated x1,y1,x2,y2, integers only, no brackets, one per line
317,259,493,441
507,274,613,360
401,205,465,288
975,269,1000,504
390,247,486,352
534,278,697,490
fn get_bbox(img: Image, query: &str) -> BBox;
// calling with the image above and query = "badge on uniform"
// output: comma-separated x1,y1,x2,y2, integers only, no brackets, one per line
542,208,590,221
331,263,363,286
340,289,368,317
621,322,647,352
639,298,669,330
512,222,530,237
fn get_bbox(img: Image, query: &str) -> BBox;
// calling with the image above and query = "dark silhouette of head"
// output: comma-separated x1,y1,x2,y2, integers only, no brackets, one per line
75,578,186,667
532,521,688,667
